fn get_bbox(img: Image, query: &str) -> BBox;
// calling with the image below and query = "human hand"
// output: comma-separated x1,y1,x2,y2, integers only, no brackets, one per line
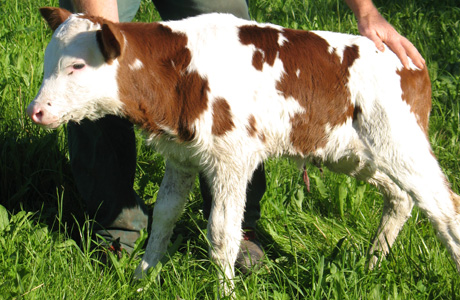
346,0,425,70
357,9,425,69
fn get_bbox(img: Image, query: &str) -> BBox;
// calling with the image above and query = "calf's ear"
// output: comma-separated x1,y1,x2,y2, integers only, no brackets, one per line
96,22,124,64
39,7,72,31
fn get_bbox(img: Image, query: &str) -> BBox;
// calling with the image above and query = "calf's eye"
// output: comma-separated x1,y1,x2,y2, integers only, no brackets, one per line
72,63,85,70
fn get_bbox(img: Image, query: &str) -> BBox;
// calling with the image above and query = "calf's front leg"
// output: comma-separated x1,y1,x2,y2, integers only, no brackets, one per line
134,160,196,279
205,163,251,296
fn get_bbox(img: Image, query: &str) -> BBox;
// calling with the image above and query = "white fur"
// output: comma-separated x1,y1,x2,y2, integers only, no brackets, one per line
29,12,460,296
129,58,144,71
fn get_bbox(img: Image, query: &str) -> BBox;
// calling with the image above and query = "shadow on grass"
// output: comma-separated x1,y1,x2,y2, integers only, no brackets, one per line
0,128,85,241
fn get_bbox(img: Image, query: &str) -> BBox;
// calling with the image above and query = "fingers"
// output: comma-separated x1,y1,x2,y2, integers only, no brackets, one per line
356,12,426,70
365,30,386,52
364,26,425,70
401,37,426,69
385,35,425,70
385,35,410,69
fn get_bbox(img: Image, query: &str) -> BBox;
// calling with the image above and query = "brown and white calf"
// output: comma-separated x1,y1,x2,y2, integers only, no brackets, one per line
28,7,460,291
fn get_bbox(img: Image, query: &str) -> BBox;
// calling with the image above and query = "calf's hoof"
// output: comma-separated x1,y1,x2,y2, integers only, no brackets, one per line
235,228,264,274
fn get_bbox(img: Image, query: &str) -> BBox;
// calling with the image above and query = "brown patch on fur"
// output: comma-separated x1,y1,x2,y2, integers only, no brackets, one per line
212,98,234,136
247,115,257,137
282,33,358,154
252,50,264,71
108,22,209,141
239,25,281,69
260,132,266,143
72,15,208,140
248,28,358,154
240,26,359,153
246,115,266,142
397,68,432,134
450,190,460,215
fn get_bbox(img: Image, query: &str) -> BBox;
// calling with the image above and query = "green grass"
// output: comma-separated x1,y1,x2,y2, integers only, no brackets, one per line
1,0,460,298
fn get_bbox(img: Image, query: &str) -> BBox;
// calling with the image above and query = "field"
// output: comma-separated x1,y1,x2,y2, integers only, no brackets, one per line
1,0,460,298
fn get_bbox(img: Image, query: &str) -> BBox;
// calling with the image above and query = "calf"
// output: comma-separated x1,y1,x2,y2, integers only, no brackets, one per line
28,7,460,293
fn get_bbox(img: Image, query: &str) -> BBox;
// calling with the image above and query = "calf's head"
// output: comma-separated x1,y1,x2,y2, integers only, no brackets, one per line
27,7,124,129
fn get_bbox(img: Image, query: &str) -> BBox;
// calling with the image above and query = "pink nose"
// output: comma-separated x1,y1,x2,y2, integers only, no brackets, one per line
26,102,58,127
27,104,45,124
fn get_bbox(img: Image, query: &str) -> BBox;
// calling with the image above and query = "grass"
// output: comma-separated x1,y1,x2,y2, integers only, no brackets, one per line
1,0,459,298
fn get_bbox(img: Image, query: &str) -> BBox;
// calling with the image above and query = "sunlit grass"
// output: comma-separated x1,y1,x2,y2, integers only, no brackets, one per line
1,0,459,298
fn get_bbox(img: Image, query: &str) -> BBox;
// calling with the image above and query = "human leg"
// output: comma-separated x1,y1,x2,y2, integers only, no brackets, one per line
61,0,146,254
67,116,148,253
152,0,250,21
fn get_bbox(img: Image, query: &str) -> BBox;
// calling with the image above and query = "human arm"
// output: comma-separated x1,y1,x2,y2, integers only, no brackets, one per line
71,0,119,22
345,0,425,69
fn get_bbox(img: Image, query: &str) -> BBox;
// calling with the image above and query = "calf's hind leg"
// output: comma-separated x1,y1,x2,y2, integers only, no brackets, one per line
325,159,414,267
365,132,460,271
366,171,414,268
